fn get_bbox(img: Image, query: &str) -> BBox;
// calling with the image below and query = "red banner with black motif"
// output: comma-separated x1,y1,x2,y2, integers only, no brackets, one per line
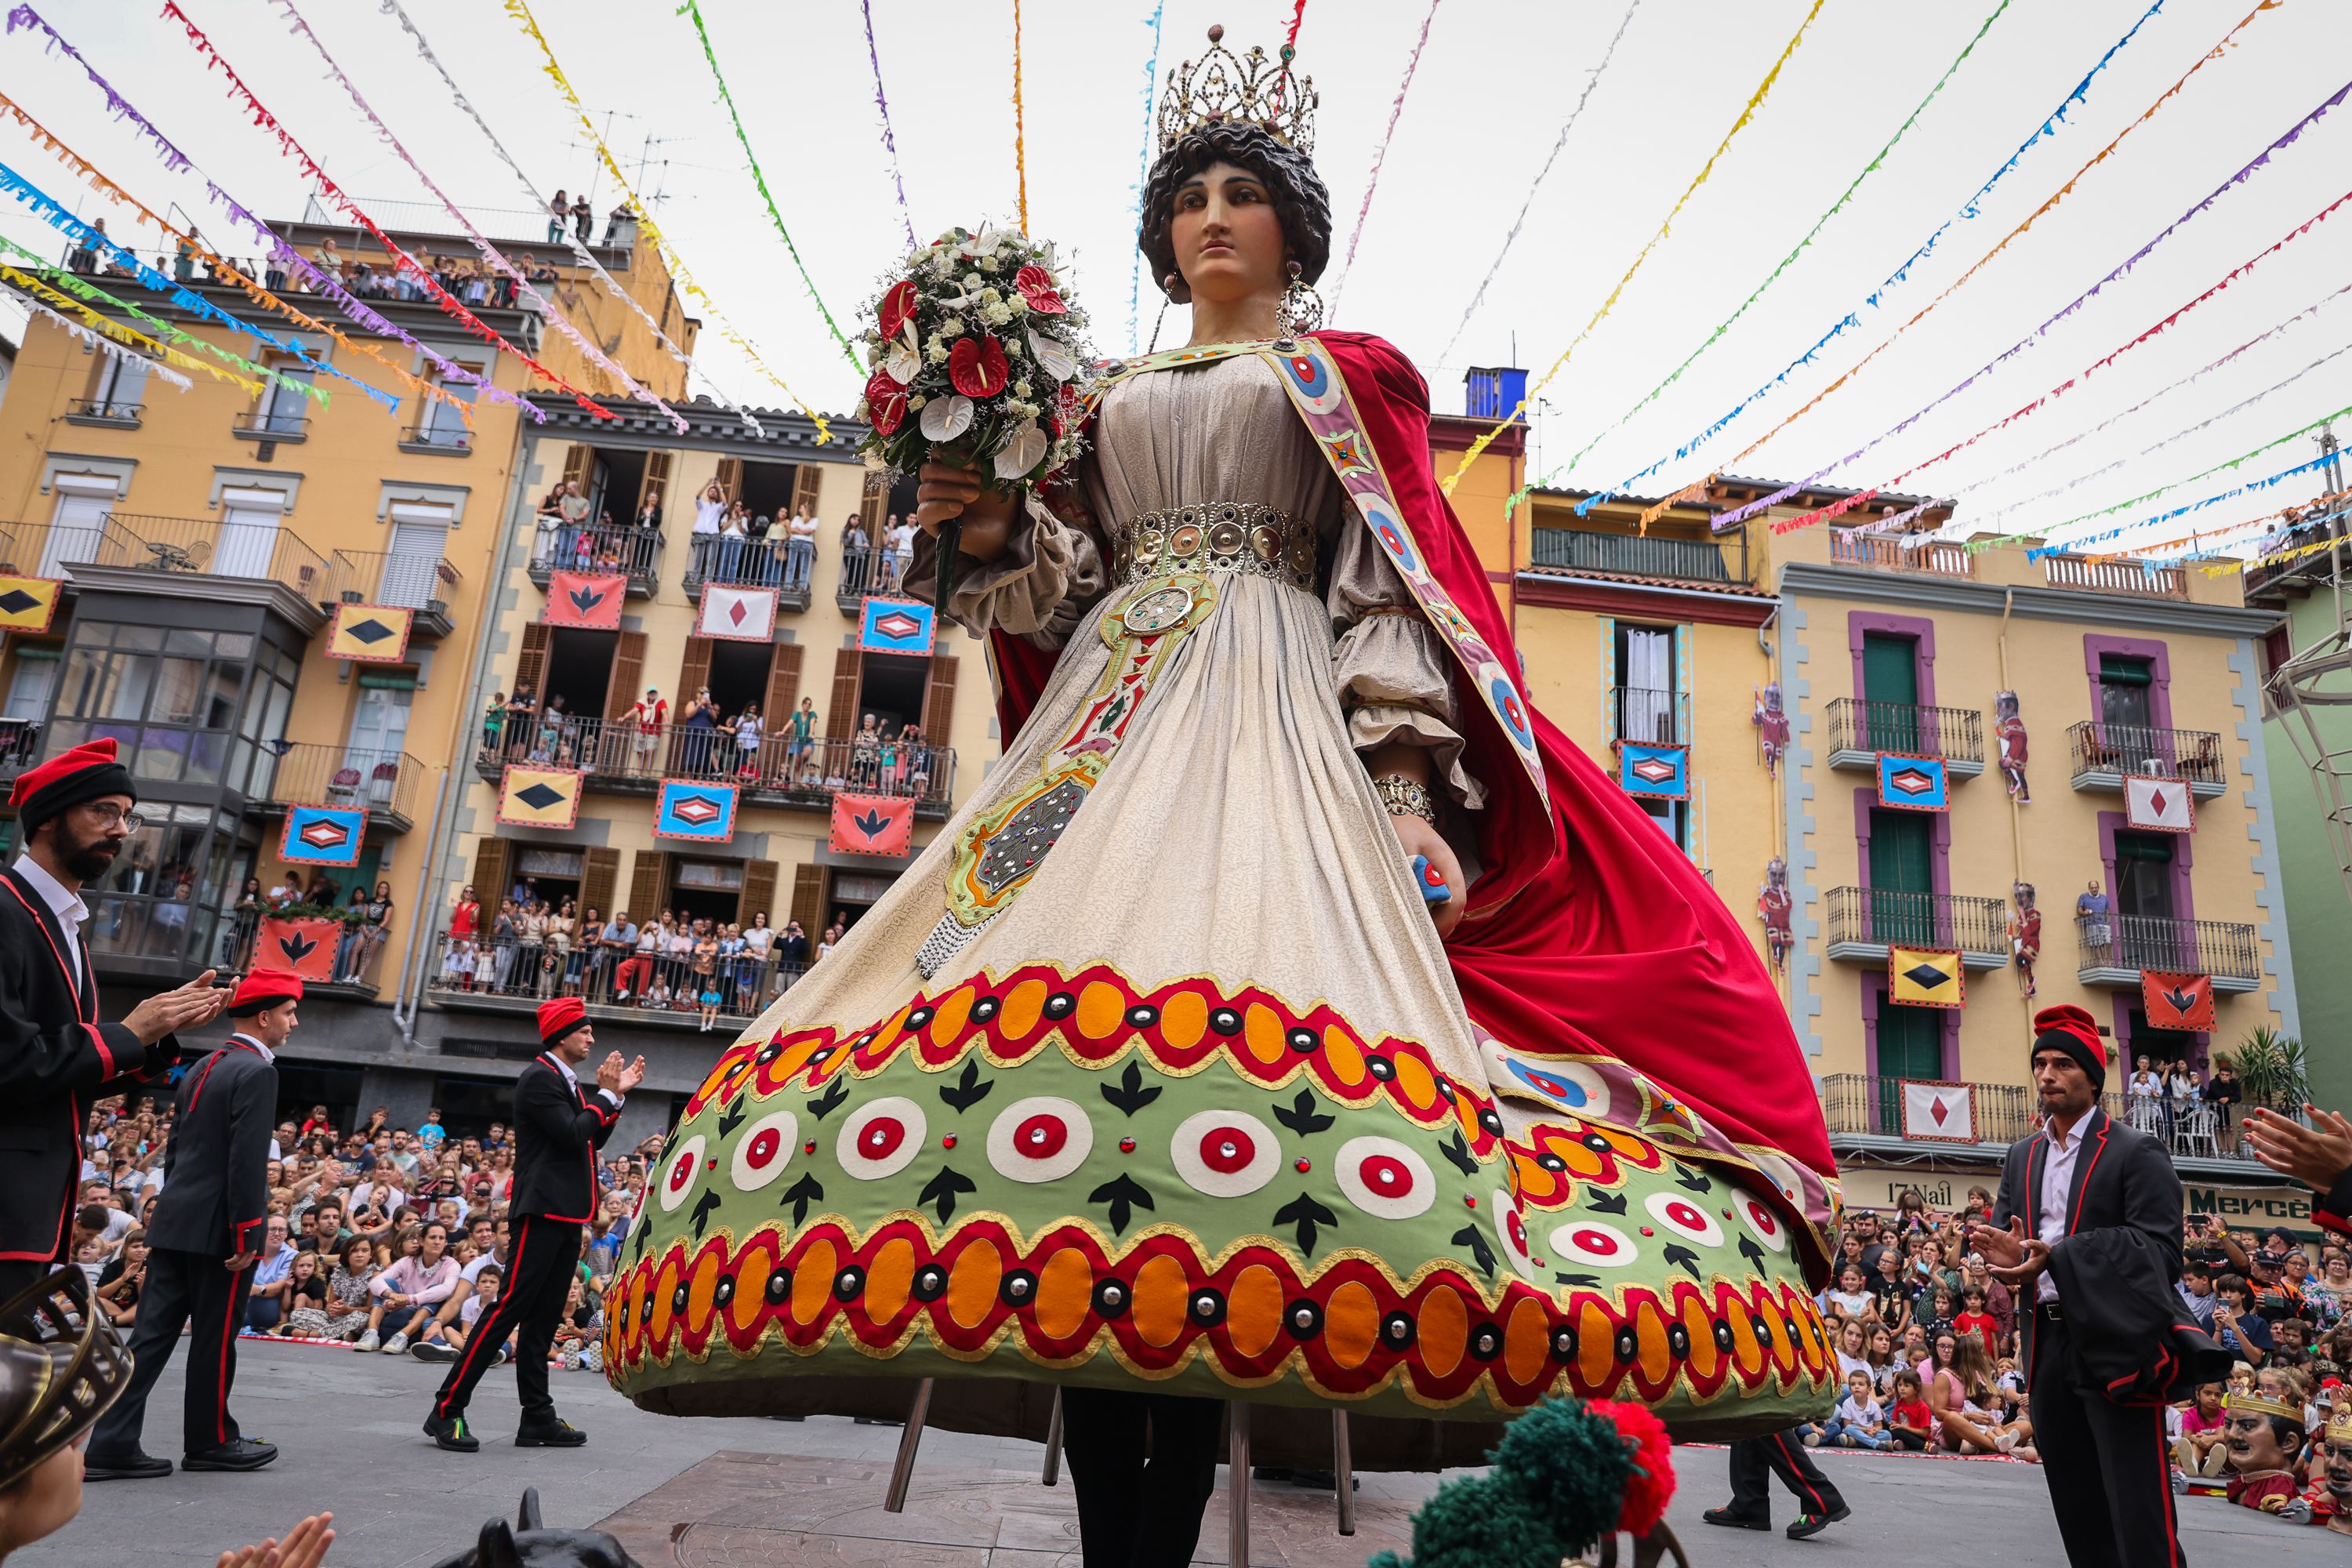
829,793,913,857
546,570,626,629
2141,970,2215,1032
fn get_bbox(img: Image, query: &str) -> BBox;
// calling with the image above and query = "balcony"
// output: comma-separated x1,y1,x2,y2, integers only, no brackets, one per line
0,718,41,783
526,522,661,597
93,513,335,606
1828,529,1974,579
2074,913,2261,992
1824,887,2009,967
682,535,812,614
1611,686,1690,746
323,550,460,637
1824,698,1985,773
1819,1073,2274,1166
64,396,142,429
2042,553,2185,598
301,195,635,257
248,744,427,833
1530,527,1741,584
837,545,912,614
2244,517,2346,601
397,421,474,457
2065,720,2227,797
424,933,805,1031
474,724,957,821
232,408,310,445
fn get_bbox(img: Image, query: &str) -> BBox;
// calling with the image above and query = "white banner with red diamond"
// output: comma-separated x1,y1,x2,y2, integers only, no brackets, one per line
698,583,779,643
2123,773,2194,833
1900,1080,1976,1143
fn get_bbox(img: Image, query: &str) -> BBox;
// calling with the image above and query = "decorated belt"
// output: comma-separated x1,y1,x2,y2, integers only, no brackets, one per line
1111,501,1317,593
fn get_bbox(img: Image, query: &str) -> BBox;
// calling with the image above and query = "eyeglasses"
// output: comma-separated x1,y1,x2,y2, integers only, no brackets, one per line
79,803,146,829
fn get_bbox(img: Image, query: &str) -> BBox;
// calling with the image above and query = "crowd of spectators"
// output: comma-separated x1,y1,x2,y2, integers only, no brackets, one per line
525,477,918,604
2122,1051,2244,1156
75,1093,655,1374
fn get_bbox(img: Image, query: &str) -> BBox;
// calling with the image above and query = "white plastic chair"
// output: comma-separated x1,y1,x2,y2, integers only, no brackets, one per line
2179,1105,2220,1159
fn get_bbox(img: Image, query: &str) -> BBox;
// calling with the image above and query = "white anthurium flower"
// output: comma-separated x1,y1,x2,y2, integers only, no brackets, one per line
884,343,921,384
959,223,1000,259
919,394,975,443
1028,329,1076,383
1035,240,1059,275
994,421,1049,481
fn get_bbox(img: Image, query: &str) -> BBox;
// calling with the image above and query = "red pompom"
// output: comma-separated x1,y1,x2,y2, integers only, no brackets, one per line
1585,1399,1675,1537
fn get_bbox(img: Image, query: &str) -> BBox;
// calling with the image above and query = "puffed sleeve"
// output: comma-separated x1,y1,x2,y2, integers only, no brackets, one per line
907,491,1107,650
1328,520,1485,810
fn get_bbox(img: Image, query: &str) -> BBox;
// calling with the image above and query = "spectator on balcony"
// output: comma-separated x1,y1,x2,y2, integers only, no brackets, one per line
314,236,347,285
664,916,698,998
784,503,819,590
851,713,882,789
842,514,873,595
487,899,520,993
597,910,637,1000
716,503,750,583
677,688,720,776
633,485,665,557
691,926,722,1033
900,723,930,798
571,193,593,244
444,885,481,991
603,203,634,247
731,702,764,783
504,688,537,757
482,692,506,757
543,898,576,1000
172,236,197,283
779,696,816,780
67,217,103,272
516,899,549,999
553,480,590,567
630,688,666,775
690,481,727,578
778,919,811,983
546,191,568,242
333,885,370,982
612,913,656,1004
2077,879,2111,949
2207,1059,2242,1141
2128,1056,2162,1131
739,915,772,1010
745,510,776,586
570,906,602,996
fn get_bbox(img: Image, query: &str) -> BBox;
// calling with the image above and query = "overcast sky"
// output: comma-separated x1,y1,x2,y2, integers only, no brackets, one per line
8,0,2350,557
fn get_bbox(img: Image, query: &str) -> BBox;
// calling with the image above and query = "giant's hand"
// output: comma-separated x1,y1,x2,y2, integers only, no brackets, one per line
2244,1105,2352,1194
122,970,231,1046
1385,811,1465,938
913,461,1016,562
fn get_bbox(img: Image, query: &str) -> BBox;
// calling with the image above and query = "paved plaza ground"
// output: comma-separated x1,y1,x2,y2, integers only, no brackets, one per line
26,1338,2337,1566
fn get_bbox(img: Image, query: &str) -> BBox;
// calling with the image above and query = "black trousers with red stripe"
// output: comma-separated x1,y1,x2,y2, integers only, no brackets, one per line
2028,1307,2183,1568
433,1214,580,1425
1722,1426,1846,1526
87,1247,255,1458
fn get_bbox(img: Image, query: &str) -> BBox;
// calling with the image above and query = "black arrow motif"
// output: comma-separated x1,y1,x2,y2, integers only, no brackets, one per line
938,1058,994,1113
1438,1128,1479,1178
1585,1190,1628,1215
567,584,608,615
780,1173,825,1228
1272,1192,1339,1258
632,1215,652,1261
807,1076,850,1120
1088,1174,1155,1237
1661,1243,1702,1281
1452,1223,1498,1279
689,1188,723,1243
276,931,318,963
1554,1272,1602,1289
1737,1232,1767,1272
2161,986,2198,1014
1271,1087,1334,1138
1099,1061,1162,1118
852,808,891,840
717,1098,749,1138
1673,1164,1712,1194
919,1165,978,1224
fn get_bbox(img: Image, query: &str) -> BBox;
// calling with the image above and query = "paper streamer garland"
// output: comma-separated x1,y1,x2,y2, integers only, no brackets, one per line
1570,0,2171,524
272,0,684,433
1012,0,1029,234
2024,447,2344,559
1323,0,1440,325
1436,0,1643,368
677,0,860,370
858,0,917,253
1551,0,2013,512
502,0,827,437
1440,0,1829,495
1124,0,1168,354
0,260,251,390
6,289,191,393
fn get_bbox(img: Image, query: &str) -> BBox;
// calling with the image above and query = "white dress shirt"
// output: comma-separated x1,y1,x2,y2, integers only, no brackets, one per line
229,1030,275,1063
12,852,89,993
2034,1110,2092,1302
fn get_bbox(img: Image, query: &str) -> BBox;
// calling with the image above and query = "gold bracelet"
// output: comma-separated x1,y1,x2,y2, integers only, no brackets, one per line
1373,774,1437,823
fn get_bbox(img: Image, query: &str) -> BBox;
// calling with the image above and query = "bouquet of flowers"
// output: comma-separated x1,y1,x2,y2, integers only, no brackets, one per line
855,224,1096,604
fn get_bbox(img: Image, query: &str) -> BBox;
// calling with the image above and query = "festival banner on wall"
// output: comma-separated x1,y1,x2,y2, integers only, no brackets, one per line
2125,773,2195,833
1617,742,1690,800
545,570,625,629
1876,753,1950,811
0,575,63,633
859,597,935,655
1900,1080,1976,1144
1889,947,1964,1008
829,792,913,857
698,583,779,643
653,779,739,844
327,604,413,663
498,765,583,829
278,804,367,867
2142,970,2216,1032
255,916,339,980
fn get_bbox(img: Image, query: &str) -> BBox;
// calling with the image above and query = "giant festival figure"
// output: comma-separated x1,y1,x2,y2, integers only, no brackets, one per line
607,27,1839,1564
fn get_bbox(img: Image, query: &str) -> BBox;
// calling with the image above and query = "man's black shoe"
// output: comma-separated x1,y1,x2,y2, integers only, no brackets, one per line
1788,1505,1851,1539
514,1417,586,1448
1702,1508,1769,1531
423,1414,480,1453
181,1438,278,1472
82,1449,172,1481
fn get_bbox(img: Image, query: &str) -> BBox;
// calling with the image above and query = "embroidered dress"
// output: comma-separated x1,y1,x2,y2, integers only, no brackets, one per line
610,339,1836,1457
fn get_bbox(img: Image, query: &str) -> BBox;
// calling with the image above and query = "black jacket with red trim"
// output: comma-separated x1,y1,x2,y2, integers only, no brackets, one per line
147,1034,276,1259
510,1053,622,1223
0,864,179,1265
2044,1224,2230,1403
1992,1105,2187,1372
2314,1167,2352,1240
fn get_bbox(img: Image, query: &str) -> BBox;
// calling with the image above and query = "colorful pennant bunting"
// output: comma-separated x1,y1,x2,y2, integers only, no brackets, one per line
858,0,917,253
1123,0,1167,353
1323,0,1441,325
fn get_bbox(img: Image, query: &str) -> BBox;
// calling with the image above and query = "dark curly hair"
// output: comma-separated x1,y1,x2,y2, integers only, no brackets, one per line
1138,122,1331,303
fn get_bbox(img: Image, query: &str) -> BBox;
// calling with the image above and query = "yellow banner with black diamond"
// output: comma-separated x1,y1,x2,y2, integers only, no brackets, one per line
0,575,63,633
1889,946,1964,1009
328,603,413,663
497,765,582,830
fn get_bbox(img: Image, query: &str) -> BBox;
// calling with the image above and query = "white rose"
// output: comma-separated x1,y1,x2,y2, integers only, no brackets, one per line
940,316,966,337
977,256,999,273
981,301,1014,328
1004,337,1024,358
1014,379,1033,398
1009,296,1029,315
908,392,927,409
927,341,949,365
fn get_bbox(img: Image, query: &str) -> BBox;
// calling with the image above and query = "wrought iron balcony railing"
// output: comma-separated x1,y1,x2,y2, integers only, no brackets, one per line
1824,697,1984,766
1823,887,2009,963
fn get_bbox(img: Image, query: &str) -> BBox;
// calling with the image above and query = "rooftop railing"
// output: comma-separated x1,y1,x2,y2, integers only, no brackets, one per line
1820,1073,2273,1163
2041,554,2186,597
424,932,806,1027
323,550,461,614
1829,530,1974,579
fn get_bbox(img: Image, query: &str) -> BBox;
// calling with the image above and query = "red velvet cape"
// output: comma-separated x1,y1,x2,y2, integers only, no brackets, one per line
985,330,1835,1278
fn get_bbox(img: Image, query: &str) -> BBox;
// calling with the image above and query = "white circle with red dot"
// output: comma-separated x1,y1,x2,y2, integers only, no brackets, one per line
1494,1189,1543,1281
1168,1109,1283,1198
657,1134,708,1213
985,1096,1094,1183
837,1097,927,1181
1332,1136,1436,1220
1645,1190,1724,1247
730,1109,800,1192
1546,1218,1637,1269
1734,1187,1790,1254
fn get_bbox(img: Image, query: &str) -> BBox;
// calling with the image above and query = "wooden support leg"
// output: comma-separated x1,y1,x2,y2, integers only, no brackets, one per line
882,1377,934,1514
1332,1410,1355,1536
1228,1402,1252,1568
1041,1387,1064,1486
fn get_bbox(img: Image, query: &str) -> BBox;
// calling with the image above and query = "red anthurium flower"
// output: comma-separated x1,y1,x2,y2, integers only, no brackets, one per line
862,367,907,436
877,279,920,342
1014,264,1068,314
1048,382,1086,436
948,335,1011,398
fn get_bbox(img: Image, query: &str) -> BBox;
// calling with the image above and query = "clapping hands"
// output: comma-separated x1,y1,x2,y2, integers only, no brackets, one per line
595,1051,648,1095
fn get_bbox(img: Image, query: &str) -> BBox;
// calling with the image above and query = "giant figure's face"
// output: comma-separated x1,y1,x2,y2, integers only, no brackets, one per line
2226,1411,2302,1472
2324,1436,2352,1501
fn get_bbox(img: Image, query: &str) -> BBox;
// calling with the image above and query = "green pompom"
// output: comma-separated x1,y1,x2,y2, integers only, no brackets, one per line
1490,1397,1637,1552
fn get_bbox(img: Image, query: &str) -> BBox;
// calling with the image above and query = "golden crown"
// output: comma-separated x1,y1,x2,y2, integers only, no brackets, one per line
1158,24,1317,155
2330,1404,2352,1443
2230,1392,2305,1424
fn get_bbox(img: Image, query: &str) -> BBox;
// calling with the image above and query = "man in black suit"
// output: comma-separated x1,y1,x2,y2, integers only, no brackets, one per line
85,970,298,1480
1971,1004,2186,1568
0,739,227,1299
424,996,642,1452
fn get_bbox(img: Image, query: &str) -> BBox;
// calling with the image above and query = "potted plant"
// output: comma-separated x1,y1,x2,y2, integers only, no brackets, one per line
2223,1026,2309,1112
